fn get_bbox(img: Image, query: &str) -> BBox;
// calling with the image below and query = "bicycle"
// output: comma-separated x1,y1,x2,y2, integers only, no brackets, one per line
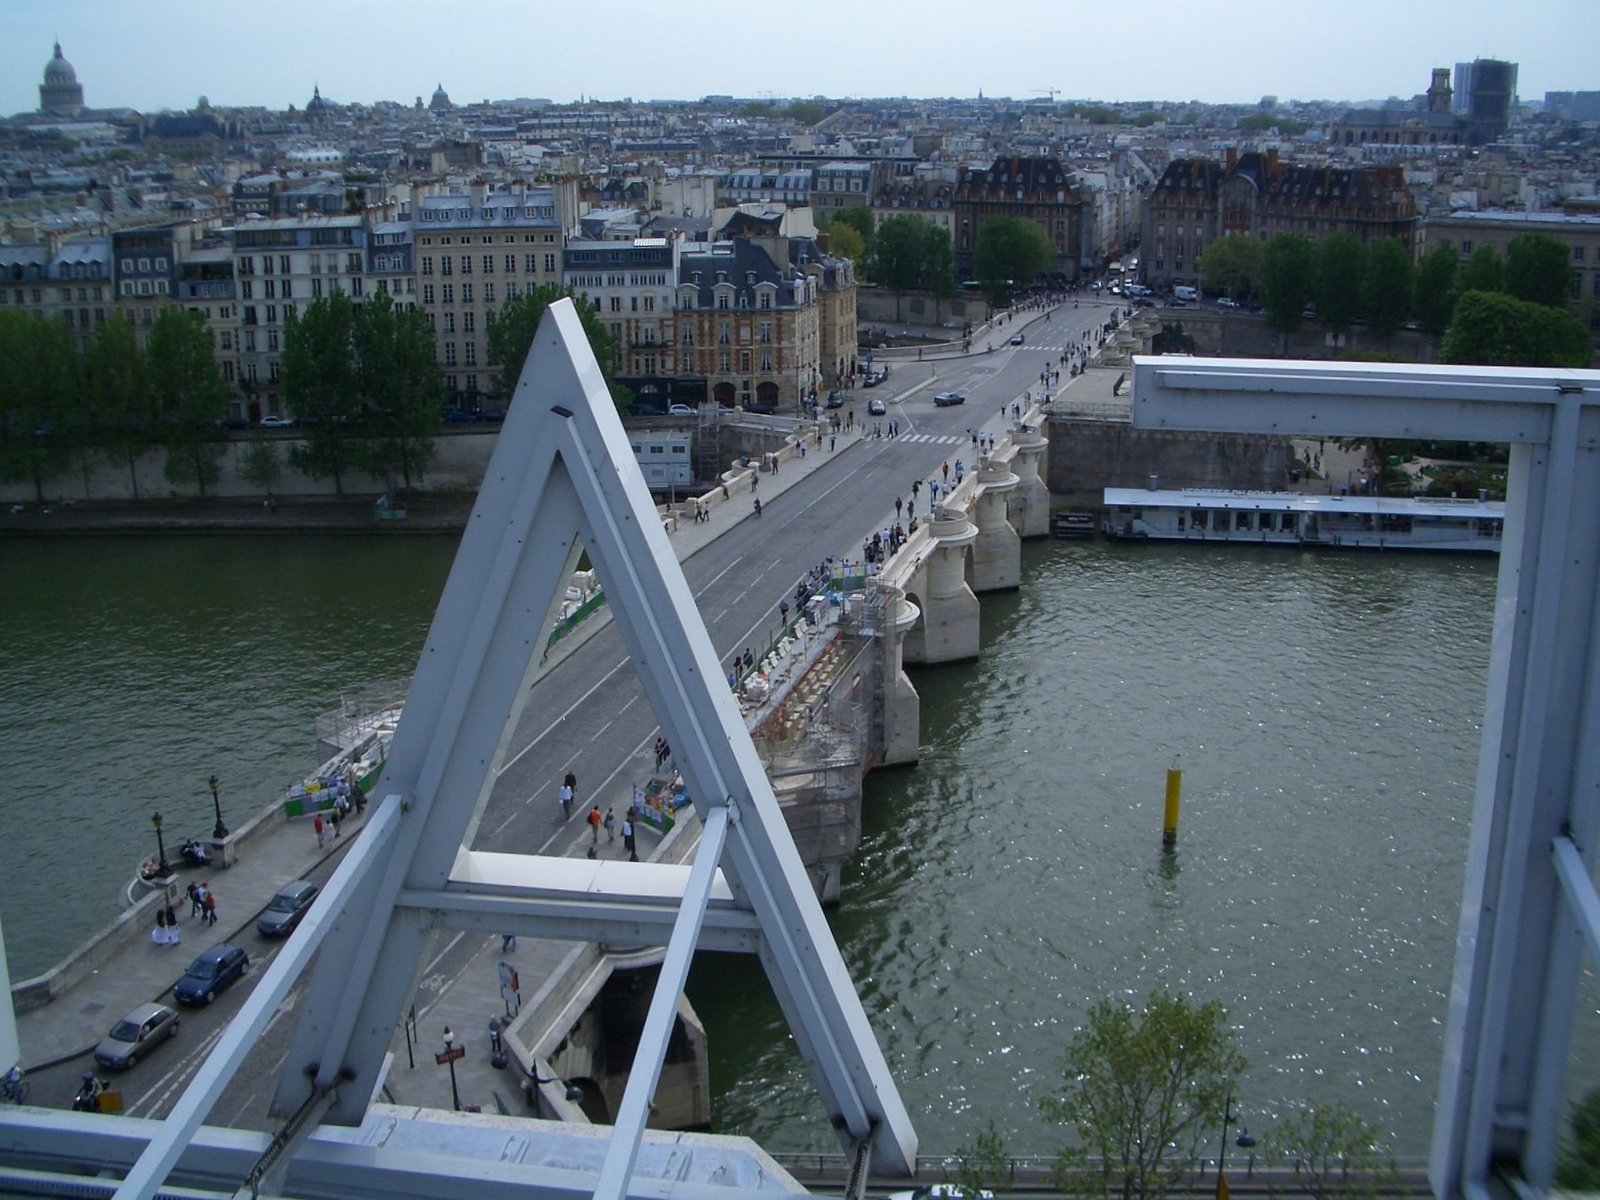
3,1066,29,1105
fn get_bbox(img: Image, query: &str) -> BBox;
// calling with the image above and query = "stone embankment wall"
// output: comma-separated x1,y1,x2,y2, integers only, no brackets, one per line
1045,418,1295,508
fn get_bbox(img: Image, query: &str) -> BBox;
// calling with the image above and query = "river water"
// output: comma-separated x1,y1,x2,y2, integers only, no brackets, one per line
1,533,1586,1156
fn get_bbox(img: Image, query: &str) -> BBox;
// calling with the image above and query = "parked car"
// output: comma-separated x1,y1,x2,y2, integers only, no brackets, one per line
442,409,476,424
825,390,845,409
477,406,507,422
667,403,696,415
173,944,250,1006
1009,333,1025,345
933,391,966,407
258,415,294,428
93,1002,179,1070
257,881,319,938
1217,297,1241,308
888,1187,995,1200
867,397,887,416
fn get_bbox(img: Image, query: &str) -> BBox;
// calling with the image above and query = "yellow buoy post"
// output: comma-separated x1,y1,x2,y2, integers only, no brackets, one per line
1162,760,1183,848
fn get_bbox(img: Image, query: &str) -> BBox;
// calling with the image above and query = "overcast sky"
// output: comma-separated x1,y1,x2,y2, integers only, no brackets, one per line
4,0,1597,118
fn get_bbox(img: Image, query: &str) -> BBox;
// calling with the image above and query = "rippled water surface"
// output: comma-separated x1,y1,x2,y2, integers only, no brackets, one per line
689,540,1508,1157
5,533,1585,1157
0,536,457,979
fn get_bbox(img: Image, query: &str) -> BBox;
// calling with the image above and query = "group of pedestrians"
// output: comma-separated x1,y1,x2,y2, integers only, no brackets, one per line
151,880,216,943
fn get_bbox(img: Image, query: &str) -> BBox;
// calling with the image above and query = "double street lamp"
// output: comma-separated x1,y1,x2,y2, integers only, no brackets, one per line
208,774,228,841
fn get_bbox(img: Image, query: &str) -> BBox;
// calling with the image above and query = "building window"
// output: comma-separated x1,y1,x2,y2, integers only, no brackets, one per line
423,284,435,304
1461,240,1473,255
460,255,472,275
1575,245,1586,262
505,254,516,273
718,323,730,344
461,283,473,303
445,343,457,366
465,342,477,365
483,282,495,303
463,312,475,333
444,313,455,333
441,257,453,276
442,284,454,303
482,255,495,274
544,254,556,273
681,327,694,346
421,256,433,275
524,254,537,273
760,321,772,344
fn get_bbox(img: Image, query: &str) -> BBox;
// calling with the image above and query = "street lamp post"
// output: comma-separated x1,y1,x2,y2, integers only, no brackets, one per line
1216,1086,1257,1192
151,811,170,876
438,1027,462,1111
208,774,228,840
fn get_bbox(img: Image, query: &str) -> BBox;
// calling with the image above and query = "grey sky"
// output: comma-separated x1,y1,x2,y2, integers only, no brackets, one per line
4,0,1596,118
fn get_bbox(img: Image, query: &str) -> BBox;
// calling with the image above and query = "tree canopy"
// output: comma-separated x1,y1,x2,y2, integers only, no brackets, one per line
1442,289,1593,368
1413,245,1460,336
1313,232,1364,333
1505,232,1575,308
825,220,866,266
1458,245,1505,295
832,207,876,265
351,290,442,491
0,311,76,502
1039,989,1246,1200
1198,235,1264,300
485,285,628,413
1360,239,1415,340
283,292,361,496
1261,234,1316,335
146,308,229,496
973,216,1056,306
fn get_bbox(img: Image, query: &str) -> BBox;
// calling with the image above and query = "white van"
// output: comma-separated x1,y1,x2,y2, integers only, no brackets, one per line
1173,285,1198,302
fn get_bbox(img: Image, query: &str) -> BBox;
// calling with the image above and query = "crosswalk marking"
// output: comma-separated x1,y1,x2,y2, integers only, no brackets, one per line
898,433,964,444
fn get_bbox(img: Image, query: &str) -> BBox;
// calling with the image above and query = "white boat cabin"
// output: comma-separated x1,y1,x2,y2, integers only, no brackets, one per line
1102,488,1504,553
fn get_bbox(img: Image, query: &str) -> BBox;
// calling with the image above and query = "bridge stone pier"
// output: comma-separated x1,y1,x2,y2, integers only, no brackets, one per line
880,587,923,767
899,506,980,666
1001,424,1051,538
969,459,1021,591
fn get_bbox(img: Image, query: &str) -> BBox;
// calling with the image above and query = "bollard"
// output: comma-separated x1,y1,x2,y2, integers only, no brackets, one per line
1162,761,1183,848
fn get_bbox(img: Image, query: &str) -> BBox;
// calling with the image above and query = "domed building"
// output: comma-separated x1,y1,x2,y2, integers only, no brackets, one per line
430,83,452,112
39,42,85,115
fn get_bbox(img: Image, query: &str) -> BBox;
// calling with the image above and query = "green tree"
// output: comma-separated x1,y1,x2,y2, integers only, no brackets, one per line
1442,290,1593,368
238,437,283,495
1458,245,1504,295
1267,1103,1400,1200
485,285,628,413
1412,245,1460,335
950,1119,1011,1198
974,216,1056,307
1360,239,1415,339
0,311,76,503
923,223,958,321
826,220,866,266
282,292,360,497
874,214,932,319
1198,235,1264,300
785,101,827,125
1038,989,1247,1200
1314,232,1364,333
85,313,154,499
1506,232,1575,308
833,207,877,266
1261,234,1317,338
147,309,228,497
352,290,441,492
1556,1085,1600,1190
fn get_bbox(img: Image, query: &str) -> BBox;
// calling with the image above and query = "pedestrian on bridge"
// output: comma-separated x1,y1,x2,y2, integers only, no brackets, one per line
604,808,617,842
587,805,603,844
558,781,574,819
623,816,637,862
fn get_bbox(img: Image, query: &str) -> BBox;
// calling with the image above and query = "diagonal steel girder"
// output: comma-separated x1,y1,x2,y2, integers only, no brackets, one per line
261,300,914,1178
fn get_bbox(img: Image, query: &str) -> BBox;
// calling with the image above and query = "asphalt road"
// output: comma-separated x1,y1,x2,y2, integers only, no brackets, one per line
32,299,1125,1127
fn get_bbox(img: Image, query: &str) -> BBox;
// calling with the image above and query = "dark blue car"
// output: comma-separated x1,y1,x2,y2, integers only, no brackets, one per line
173,944,250,1006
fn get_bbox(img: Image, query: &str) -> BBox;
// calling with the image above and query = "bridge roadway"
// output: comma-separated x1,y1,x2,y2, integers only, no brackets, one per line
15,298,1124,1136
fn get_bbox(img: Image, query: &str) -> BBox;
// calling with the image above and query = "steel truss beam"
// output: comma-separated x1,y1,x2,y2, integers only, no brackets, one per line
1135,356,1600,1200
110,301,914,1200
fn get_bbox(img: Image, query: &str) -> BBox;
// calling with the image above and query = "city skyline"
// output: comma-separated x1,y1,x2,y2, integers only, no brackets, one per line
3,0,1597,120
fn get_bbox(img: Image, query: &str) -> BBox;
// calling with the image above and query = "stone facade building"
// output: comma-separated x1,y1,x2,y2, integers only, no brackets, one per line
1423,210,1600,334
953,156,1085,283
1140,150,1419,288
38,43,85,115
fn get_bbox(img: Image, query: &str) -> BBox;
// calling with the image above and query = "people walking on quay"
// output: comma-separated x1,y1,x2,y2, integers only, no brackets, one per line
622,815,637,862
604,807,616,842
563,769,577,806
188,881,204,919
894,497,903,521
164,902,180,945
154,908,170,947
330,803,342,838
313,812,326,847
558,779,574,819
202,884,217,926
587,805,602,844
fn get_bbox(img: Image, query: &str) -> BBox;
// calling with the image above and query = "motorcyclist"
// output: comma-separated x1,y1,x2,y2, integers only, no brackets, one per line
753,497,762,517
74,1072,105,1112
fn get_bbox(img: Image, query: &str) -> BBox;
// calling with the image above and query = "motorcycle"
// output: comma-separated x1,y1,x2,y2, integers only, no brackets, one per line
73,1073,107,1113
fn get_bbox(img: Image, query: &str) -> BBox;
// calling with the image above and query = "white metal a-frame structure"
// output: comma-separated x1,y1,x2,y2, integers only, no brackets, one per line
111,300,914,1200
1135,356,1600,1200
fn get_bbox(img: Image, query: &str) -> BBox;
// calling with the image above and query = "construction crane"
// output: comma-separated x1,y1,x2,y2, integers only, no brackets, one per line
1034,88,1060,103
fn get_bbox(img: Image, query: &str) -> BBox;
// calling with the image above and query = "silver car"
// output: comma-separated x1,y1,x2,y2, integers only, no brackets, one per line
93,1002,180,1070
